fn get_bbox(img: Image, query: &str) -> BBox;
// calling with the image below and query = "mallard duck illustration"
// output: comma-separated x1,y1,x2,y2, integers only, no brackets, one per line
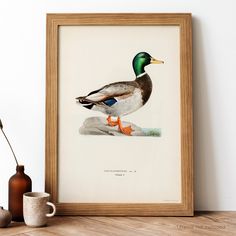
76,52,164,135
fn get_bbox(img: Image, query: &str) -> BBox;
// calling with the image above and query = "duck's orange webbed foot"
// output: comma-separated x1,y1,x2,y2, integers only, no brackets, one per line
106,116,118,127
119,125,133,136
117,117,133,136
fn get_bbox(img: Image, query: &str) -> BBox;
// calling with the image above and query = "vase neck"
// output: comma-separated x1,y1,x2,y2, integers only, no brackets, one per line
16,165,24,173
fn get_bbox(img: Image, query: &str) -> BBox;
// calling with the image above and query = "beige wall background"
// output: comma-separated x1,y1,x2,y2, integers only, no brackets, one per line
0,0,236,210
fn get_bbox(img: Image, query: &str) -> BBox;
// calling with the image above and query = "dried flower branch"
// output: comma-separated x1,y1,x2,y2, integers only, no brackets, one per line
0,119,19,166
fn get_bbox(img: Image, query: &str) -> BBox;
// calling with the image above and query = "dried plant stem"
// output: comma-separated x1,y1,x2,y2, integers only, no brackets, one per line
0,129,19,166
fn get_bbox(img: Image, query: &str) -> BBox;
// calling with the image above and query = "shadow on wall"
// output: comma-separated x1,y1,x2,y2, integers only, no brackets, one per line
192,17,218,210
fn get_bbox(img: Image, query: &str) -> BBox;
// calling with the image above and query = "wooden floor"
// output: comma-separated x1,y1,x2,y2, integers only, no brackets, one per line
1,212,236,236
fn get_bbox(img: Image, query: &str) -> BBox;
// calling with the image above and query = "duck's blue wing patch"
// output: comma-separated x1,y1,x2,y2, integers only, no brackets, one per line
103,98,117,107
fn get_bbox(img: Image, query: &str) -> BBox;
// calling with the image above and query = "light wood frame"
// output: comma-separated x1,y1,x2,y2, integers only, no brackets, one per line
46,13,193,216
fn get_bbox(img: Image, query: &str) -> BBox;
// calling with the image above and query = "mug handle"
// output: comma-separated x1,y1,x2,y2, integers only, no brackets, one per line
46,202,56,217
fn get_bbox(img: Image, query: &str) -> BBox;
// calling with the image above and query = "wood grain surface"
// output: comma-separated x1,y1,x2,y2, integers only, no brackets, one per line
1,212,236,236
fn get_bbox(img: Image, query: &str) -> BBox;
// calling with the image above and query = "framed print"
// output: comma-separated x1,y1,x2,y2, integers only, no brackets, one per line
46,13,193,216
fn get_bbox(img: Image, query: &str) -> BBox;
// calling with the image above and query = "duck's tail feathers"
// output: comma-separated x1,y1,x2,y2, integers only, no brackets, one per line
76,96,96,110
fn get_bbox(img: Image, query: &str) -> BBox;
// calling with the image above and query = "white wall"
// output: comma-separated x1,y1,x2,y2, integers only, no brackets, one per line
0,0,235,211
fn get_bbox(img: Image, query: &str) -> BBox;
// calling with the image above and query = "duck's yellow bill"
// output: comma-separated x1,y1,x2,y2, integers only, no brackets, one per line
151,58,164,64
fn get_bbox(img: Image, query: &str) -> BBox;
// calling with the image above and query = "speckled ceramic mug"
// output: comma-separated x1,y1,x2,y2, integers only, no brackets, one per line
23,192,56,227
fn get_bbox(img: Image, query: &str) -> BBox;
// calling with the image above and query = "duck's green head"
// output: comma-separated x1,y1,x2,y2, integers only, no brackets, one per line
132,52,164,77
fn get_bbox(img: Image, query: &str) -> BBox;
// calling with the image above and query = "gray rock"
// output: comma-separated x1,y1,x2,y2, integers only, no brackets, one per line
79,117,161,137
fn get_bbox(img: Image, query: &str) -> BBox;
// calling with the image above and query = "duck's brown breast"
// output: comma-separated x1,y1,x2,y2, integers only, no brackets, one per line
135,73,153,105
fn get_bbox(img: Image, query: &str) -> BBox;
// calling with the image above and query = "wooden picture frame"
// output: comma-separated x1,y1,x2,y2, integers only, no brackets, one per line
46,13,193,216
